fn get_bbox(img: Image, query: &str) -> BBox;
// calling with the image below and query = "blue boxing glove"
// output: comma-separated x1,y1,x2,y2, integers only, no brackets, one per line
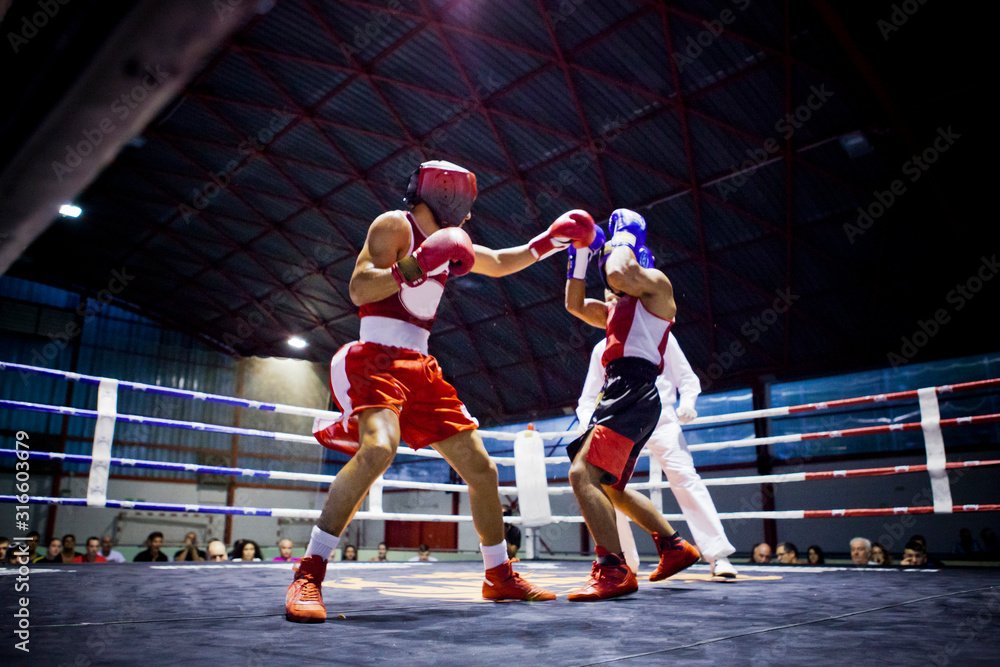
567,225,606,280
607,209,647,258
636,245,655,269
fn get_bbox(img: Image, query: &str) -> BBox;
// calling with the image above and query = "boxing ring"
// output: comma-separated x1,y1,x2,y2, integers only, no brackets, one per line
2,360,1000,664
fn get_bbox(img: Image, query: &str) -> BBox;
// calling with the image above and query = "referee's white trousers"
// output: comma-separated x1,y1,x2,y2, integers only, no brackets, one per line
647,420,736,561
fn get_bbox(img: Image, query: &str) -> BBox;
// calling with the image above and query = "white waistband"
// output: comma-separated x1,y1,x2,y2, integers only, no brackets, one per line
359,316,430,355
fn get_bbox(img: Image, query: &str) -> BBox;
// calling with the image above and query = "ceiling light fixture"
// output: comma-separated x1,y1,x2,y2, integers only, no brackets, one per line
59,204,83,218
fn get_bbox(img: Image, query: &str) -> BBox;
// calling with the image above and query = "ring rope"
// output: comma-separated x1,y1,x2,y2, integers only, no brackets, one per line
5,397,997,461
4,361,1000,526
0,360,339,419
4,448,998,497
3,494,998,523
545,459,1000,494
686,412,1000,452
4,361,998,437
0,398,447,461
687,377,1000,426
0,448,518,495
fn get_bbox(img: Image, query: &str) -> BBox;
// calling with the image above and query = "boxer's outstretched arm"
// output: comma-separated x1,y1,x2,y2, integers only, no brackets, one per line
471,209,596,277
470,244,537,278
565,278,608,329
348,212,410,306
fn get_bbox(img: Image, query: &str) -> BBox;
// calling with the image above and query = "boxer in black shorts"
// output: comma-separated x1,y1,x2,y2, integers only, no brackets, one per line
563,209,700,601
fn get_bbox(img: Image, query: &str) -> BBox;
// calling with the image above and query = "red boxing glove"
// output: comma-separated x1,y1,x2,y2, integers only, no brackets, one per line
391,227,475,287
528,209,596,260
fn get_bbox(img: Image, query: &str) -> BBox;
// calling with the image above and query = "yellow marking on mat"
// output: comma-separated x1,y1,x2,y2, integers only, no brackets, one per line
321,568,782,600
660,572,783,583
324,570,585,601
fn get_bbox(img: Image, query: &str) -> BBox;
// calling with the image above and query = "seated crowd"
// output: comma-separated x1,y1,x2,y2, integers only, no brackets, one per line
745,531,978,567
3,526,994,568
0,530,377,565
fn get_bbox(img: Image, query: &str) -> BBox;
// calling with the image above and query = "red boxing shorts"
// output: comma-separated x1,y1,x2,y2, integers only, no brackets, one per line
313,342,478,455
566,357,661,490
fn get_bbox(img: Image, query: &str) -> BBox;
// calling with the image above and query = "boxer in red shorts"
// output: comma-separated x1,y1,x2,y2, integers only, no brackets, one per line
285,160,595,622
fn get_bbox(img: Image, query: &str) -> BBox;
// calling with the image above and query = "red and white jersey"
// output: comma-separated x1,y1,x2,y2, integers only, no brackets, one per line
601,294,673,371
357,212,448,354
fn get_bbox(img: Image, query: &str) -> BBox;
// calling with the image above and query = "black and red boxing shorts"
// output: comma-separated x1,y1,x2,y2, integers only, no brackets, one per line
566,357,661,490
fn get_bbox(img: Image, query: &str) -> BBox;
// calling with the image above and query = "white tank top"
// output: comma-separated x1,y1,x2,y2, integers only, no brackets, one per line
601,294,673,371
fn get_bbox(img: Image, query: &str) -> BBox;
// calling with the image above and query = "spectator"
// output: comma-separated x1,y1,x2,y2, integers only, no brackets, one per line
40,538,63,563
503,507,521,560
26,531,41,561
273,538,300,563
341,544,358,561
807,545,825,565
99,535,126,563
0,536,8,563
206,539,228,562
369,542,388,562
871,542,893,567
750,542,772,564
408,544,439,562
234,539,262,562
901,539,929,567
134,531,169,562
849,537,872,566
77,537,107,563
904,536,943,568
981,527,1000,555
954,528,983,556
60,534,82,563
8,545,30,566
775,542,800,564
174,531,206,562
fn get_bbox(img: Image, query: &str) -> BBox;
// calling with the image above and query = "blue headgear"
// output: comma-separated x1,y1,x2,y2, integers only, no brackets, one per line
608,208,647,250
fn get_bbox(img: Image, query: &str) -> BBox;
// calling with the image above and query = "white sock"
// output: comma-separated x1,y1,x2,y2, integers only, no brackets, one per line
305,525,340,560
480,540,508,570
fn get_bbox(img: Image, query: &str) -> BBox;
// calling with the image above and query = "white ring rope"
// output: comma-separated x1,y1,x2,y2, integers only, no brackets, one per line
2,361,1000,525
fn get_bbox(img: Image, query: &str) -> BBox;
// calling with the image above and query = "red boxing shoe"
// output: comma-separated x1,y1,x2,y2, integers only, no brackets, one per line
285,555,328,623
567,560,638,602
482,561,556,601
649,532,700,582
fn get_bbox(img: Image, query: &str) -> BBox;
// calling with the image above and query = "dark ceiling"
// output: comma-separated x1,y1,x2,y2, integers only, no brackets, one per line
1,0,994,425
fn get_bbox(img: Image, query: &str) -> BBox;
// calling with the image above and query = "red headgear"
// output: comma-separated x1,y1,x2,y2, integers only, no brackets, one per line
403,160,478,227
